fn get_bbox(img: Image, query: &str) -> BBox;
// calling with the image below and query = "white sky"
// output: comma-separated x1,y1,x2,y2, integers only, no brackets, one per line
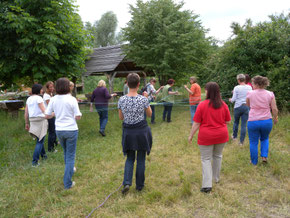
75,0,289,42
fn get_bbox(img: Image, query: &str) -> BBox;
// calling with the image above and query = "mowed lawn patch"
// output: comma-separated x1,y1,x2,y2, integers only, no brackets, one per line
0,105,289,217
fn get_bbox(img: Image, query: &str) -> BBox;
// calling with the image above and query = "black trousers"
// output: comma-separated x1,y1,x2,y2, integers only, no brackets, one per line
47,117,57,152
163,102,173,122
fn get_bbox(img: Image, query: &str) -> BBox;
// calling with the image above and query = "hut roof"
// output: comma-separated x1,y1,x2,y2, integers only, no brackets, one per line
84,45,125,76
83,45,154,78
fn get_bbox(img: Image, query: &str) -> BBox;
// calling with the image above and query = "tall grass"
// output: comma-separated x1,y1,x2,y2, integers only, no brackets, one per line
0,105,289,217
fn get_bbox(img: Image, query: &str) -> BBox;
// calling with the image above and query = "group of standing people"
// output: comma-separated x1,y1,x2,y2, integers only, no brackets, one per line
187,74,278,193
24,73,278,194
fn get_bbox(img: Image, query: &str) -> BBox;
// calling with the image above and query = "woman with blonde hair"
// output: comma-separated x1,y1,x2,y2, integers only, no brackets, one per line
246,76,278,165
90,80,116,136
43,81,57,152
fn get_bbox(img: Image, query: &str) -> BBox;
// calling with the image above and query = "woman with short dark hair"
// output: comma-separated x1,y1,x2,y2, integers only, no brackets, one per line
188,82,231,193
161,79,178,122
45,78,82,189
246,76,278,165
118,73,152,194
25,84,48,166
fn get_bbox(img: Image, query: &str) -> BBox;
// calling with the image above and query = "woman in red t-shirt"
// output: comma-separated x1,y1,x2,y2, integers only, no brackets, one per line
188,82,231,193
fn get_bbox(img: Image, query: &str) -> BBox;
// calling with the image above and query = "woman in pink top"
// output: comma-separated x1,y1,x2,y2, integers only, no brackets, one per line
246,76,278,165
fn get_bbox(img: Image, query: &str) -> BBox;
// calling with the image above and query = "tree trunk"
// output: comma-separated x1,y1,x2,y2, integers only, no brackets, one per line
71,77,77,97
158,75,168,86
106,72,117,94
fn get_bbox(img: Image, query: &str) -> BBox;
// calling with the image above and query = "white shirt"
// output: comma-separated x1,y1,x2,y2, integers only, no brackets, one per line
45,94,82,131
43,93,52,108
26,95,45,118
231,85,252,108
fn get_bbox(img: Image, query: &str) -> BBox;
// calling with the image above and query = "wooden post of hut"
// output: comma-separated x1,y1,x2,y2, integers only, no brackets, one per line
106,72,117,94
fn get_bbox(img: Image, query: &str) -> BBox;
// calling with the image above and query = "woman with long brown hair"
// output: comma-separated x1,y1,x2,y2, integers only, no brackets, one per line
188,82,231,193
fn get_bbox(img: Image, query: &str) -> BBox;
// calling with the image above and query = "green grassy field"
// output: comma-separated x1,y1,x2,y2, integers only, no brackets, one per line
0,105,289,217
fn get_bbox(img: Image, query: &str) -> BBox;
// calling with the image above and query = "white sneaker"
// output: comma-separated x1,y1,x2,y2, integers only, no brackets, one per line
32,163,40,167
73,167,76,173
71,181,76,188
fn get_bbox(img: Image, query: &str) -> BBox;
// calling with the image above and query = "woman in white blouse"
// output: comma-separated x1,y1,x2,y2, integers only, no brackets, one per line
45,78,82,189
25,84,48,166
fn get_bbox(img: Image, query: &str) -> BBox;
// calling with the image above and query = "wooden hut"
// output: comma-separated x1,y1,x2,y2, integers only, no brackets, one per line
84,45,154,93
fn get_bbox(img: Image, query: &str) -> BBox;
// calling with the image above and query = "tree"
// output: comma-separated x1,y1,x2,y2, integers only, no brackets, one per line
95,11,118,47
0,0,88,87
122,0,211,85
203,13,290,109
83,12,122,48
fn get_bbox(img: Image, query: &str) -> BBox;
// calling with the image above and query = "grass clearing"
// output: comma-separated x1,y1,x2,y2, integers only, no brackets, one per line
0,105,289,217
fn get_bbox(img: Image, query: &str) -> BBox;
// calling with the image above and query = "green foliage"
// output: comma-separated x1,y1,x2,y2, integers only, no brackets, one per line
83,76,125,94
122,0,211,85
84,11,123,48
0,0,88,87
201,13,290,109
95,11,118,47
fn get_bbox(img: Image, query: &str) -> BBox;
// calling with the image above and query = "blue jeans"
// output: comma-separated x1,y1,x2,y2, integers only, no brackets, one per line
233,105,249,143
32,136,46,165
56,130,78,189
95,106,108,131
123,150,146,190
48,117,57,152
247,119,273,165
163,102,173,122
190,104,198,124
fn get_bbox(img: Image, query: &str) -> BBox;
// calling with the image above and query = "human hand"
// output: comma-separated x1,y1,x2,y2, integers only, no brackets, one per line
229,98,232,102
111,93,117,97
273,118,278,125
25,123,29,131
188,135,193,144
184,85,188,89
175,91,179,95
143,91,149,98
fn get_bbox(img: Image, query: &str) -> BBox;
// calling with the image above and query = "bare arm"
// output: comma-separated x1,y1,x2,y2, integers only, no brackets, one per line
145,106,152,117
184,85,193,95
246,98,250,107
168,91,178,95
118,109,124,120
45,99,50,106
38,102,46,114
271,98,278,124
155,86,164,95
24,105,29,131
188,122,201,144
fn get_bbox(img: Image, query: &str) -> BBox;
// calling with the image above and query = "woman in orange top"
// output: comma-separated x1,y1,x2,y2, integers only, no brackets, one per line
184,76,201,124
